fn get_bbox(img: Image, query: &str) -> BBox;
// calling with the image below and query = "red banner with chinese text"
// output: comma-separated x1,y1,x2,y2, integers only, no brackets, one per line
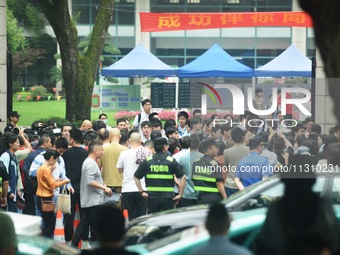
140,12,313,32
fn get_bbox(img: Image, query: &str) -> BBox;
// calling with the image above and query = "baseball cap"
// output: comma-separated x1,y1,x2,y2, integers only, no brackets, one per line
8,111,21,118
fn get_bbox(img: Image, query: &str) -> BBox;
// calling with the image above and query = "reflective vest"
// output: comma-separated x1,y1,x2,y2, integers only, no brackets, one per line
192,155,219,193
145,155,175,193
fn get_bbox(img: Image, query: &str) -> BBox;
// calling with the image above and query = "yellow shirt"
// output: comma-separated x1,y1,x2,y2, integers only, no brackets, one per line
101,142,127,187
36,165,67,197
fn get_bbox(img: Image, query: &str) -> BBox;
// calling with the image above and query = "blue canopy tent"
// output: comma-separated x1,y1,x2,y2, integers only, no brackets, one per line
177,44,254,78
254,44,312,77
101,44,177,77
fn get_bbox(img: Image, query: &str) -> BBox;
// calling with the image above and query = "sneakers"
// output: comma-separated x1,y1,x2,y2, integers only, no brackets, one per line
81,240,92,250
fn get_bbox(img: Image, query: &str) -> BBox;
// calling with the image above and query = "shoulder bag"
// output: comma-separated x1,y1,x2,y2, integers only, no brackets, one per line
56,186,71,214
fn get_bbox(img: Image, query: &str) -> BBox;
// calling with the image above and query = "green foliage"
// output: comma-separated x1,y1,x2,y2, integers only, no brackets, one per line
30,85,49,98
39,117,83,129
49,66,63,84
51,33,121,86
6,8,26,53
78,32,121,66
25,4,45,35
260,79,275,84
284,77,310,84
14,92,31,102
54,53,61,59
8,1,55,87
103,45,121,55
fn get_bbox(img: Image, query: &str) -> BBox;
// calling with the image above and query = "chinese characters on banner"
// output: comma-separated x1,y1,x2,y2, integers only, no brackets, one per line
140,12,312,32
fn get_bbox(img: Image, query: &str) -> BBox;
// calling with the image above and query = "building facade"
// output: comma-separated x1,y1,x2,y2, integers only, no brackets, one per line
71,0,315,67
62,0,334,131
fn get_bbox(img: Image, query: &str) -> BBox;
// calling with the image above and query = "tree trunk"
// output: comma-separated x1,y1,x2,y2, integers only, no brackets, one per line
37,0,114,121
299,0,340,124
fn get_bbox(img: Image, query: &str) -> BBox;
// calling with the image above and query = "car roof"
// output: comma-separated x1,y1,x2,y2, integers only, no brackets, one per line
127,208,268,255
5,212,42,236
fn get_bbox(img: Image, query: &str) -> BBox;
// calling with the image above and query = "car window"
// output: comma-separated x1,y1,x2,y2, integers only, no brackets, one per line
330,177,340,204
233,176,328,211
312,176,326,194
237,183,285,211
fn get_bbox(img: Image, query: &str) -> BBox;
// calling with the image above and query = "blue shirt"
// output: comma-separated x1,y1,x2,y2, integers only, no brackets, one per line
0,150,18,199
173,150,203,200
236,152,272,188
190,236,253,255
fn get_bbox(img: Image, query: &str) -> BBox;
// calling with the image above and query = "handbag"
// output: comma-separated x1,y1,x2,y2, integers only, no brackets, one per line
40,169,55,212
16,195,26,210
56,186,71,214
41,198,55,212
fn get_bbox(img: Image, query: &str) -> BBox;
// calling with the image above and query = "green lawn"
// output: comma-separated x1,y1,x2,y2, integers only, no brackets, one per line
13,99,117,127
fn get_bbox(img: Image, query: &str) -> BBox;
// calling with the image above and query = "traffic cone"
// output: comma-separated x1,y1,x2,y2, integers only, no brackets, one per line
54,210,65,243
73,204,82,249
123,209,129,229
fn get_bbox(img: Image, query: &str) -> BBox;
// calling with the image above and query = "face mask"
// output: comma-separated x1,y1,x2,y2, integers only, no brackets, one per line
101,119,108,124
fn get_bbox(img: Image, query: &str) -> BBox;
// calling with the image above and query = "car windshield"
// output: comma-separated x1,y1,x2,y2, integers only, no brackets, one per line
222,178,278,205
225,175,328,211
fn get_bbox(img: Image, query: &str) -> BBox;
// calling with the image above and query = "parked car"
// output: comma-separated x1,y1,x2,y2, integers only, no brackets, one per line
127,204,340,255
124,174,337,245
126,207,268,255
4,212,79,255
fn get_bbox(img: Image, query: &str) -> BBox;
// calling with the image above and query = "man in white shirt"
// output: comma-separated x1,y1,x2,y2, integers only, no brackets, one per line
133,99,152,132
117,132,147,220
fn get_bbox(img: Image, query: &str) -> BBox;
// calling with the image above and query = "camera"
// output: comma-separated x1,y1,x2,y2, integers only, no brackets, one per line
12,127,19,135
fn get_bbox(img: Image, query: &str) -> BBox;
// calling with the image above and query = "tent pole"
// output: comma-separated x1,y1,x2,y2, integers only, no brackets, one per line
252,76,256,95
175,78,179,109
100,83,103,114
311,49,316,118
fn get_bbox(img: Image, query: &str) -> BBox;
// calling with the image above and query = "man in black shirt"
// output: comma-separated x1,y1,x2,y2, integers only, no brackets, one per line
0,161,9,208
4,111,21,133
62,128,89,246
193,139,227,205
134,137,186,213
81,206,138,255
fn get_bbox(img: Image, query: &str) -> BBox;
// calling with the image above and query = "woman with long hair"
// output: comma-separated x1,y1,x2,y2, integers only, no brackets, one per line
36,149,70,238
0,132,20,212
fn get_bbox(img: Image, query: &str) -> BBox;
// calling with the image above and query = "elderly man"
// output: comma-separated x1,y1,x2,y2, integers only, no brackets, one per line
102,128,127,198
80,120,92,131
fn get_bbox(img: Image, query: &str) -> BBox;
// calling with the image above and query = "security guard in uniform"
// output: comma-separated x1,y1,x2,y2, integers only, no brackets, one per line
192,139,227,205
134,137,186,213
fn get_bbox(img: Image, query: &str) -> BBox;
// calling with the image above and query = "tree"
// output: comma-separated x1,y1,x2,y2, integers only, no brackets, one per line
298,1,340,124
6,8,26,53
36,0,115,120
7,0,55,88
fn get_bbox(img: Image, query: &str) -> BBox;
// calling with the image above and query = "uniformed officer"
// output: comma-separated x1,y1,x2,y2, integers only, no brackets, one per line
192,139,227,205
4,111,21,133
134,137,186,213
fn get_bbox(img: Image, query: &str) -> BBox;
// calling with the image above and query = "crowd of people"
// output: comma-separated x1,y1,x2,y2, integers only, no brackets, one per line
1,97,340,253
